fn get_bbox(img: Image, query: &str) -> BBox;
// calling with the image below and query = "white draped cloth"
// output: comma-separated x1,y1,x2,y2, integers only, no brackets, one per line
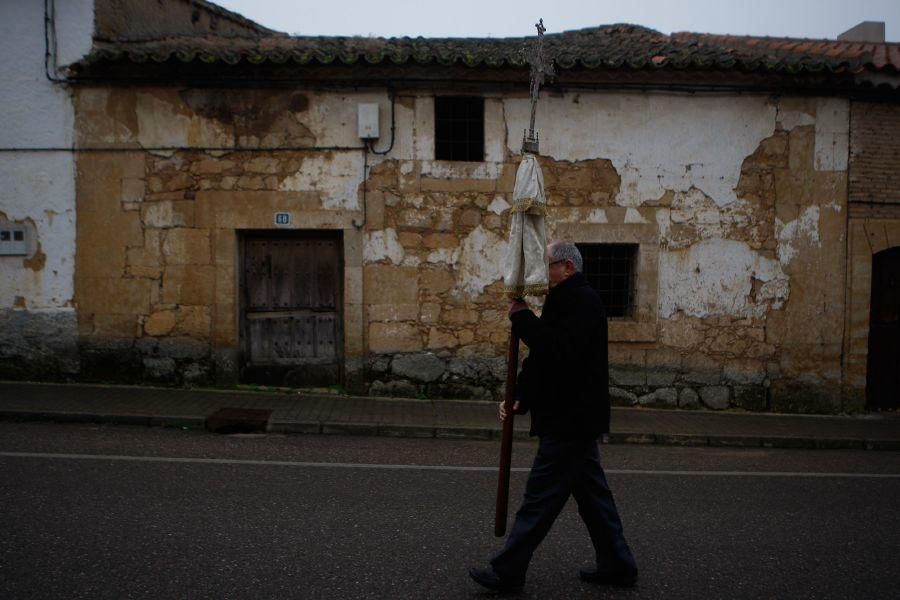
504,153,548,299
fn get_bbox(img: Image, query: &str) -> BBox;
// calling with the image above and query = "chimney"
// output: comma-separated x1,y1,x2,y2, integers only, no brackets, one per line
838,21,885,42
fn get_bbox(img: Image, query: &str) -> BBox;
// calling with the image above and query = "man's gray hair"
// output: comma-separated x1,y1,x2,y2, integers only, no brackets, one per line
549,240,583,272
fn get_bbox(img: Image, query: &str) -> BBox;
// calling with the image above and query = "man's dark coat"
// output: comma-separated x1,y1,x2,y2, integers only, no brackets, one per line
510,271,611,438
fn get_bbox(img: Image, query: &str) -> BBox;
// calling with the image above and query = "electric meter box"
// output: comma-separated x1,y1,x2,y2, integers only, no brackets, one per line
358,103,380,140
0,226,26,256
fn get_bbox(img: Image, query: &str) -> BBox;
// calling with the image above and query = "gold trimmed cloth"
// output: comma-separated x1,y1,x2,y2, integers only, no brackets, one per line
504,153,548,299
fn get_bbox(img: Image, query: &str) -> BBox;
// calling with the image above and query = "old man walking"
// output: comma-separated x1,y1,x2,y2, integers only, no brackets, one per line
470,240,638,592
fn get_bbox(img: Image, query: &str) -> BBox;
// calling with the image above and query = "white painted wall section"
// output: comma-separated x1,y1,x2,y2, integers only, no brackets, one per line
659,238,789,319
504,93,776,207
0,0,93,311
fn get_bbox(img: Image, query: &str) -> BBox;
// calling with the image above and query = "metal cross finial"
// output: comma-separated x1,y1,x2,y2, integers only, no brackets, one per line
522,18,554,154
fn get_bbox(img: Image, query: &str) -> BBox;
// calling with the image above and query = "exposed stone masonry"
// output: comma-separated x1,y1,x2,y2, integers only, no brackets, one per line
70,89,858,412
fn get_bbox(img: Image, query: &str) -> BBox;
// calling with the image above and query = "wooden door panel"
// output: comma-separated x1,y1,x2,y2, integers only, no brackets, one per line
242,233,343,385
245,241,270,310
316,314,337,359
269,240,293,310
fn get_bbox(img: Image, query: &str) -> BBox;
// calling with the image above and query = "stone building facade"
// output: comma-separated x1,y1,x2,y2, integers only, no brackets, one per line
3,0,899,413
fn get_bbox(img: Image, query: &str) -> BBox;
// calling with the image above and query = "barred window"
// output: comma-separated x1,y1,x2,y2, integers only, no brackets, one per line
434,96,484,161
576,243,638,318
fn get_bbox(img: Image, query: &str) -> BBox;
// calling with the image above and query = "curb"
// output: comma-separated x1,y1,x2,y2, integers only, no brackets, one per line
1,409,897,450
0,410,206,430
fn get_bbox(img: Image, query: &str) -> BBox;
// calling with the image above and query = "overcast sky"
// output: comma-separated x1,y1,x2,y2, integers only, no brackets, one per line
212,0,900,41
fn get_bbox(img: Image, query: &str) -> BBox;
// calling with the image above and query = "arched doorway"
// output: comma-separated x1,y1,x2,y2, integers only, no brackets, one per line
866,246,900,410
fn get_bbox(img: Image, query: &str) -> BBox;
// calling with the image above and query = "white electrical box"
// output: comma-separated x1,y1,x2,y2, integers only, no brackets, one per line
0,226,26,256
358,103,380,139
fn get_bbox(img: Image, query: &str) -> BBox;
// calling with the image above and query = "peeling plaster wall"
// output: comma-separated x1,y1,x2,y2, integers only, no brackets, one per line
499,92,850,411
69,80,855,410
505,94,776,207
659,238,788,319
0,0,93,378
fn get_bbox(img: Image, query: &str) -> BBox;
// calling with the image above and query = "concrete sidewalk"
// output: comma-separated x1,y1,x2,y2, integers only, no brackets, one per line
1,381,898,450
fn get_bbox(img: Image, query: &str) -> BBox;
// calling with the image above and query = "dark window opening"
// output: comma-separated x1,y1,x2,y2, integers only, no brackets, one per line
0,231,9,241
13,231,23,241
577,243,638,319
435,96,484,161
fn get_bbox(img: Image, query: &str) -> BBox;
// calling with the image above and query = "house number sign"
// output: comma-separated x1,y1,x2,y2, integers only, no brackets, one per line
274,212,291,227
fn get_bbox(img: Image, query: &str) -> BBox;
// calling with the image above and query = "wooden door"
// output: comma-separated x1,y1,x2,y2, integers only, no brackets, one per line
866,247,900,411
241,232,343,387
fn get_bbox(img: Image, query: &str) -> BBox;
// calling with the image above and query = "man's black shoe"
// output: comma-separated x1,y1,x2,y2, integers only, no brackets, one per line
579,566,638,587
468,567,524,592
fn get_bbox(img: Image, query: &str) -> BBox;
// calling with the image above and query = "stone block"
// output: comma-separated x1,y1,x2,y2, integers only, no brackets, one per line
733,385,768,411
659,317,705,348
459,209,483,228
157,336,209,359
77,277,152,315
126,244,161,273
244,157,281,174
369,322,422,353
679,387,700,408
211,298,237,344
426,382,492,401
143,357,176,379
364,265,418,304
163,228,211,265
144,310,176,336
77,210,143,278
398,232,423,248
420,302,441,323
646,347,682,369
441,308,479,326
608,346,646,367
141,200,194,228
174,306,211,338
369,379,419,398
419,269,455,295
392,352,446,383
397,209,433,229
183,362,210,385
769,380,841,414
699,386,730,410
364,191,385,231
646,367,677,386
723,359,767,385
609,386,637,406
422,233,459,249
427,328,459,350
161,265,216,305
637,387,678,407
683,353,721,384
368,355,392,375
191,158,237,175
610,367,646,386
368,303,418,322
420,176,496,193
90,313,138,338
121,177,145,204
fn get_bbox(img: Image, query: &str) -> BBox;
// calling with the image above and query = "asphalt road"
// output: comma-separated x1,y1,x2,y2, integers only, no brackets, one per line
1,422,898,599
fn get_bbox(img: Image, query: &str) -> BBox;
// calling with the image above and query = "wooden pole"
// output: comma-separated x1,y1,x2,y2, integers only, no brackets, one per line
494,330,520,537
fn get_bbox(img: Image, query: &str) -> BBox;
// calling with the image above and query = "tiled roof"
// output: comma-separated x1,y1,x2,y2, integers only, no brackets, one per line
76,24,900,80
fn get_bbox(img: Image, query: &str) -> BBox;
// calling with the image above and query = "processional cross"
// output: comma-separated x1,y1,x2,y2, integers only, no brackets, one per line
522,19,555,154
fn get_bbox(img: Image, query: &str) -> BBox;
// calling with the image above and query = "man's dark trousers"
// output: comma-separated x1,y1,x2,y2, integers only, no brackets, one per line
490,435,636,580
